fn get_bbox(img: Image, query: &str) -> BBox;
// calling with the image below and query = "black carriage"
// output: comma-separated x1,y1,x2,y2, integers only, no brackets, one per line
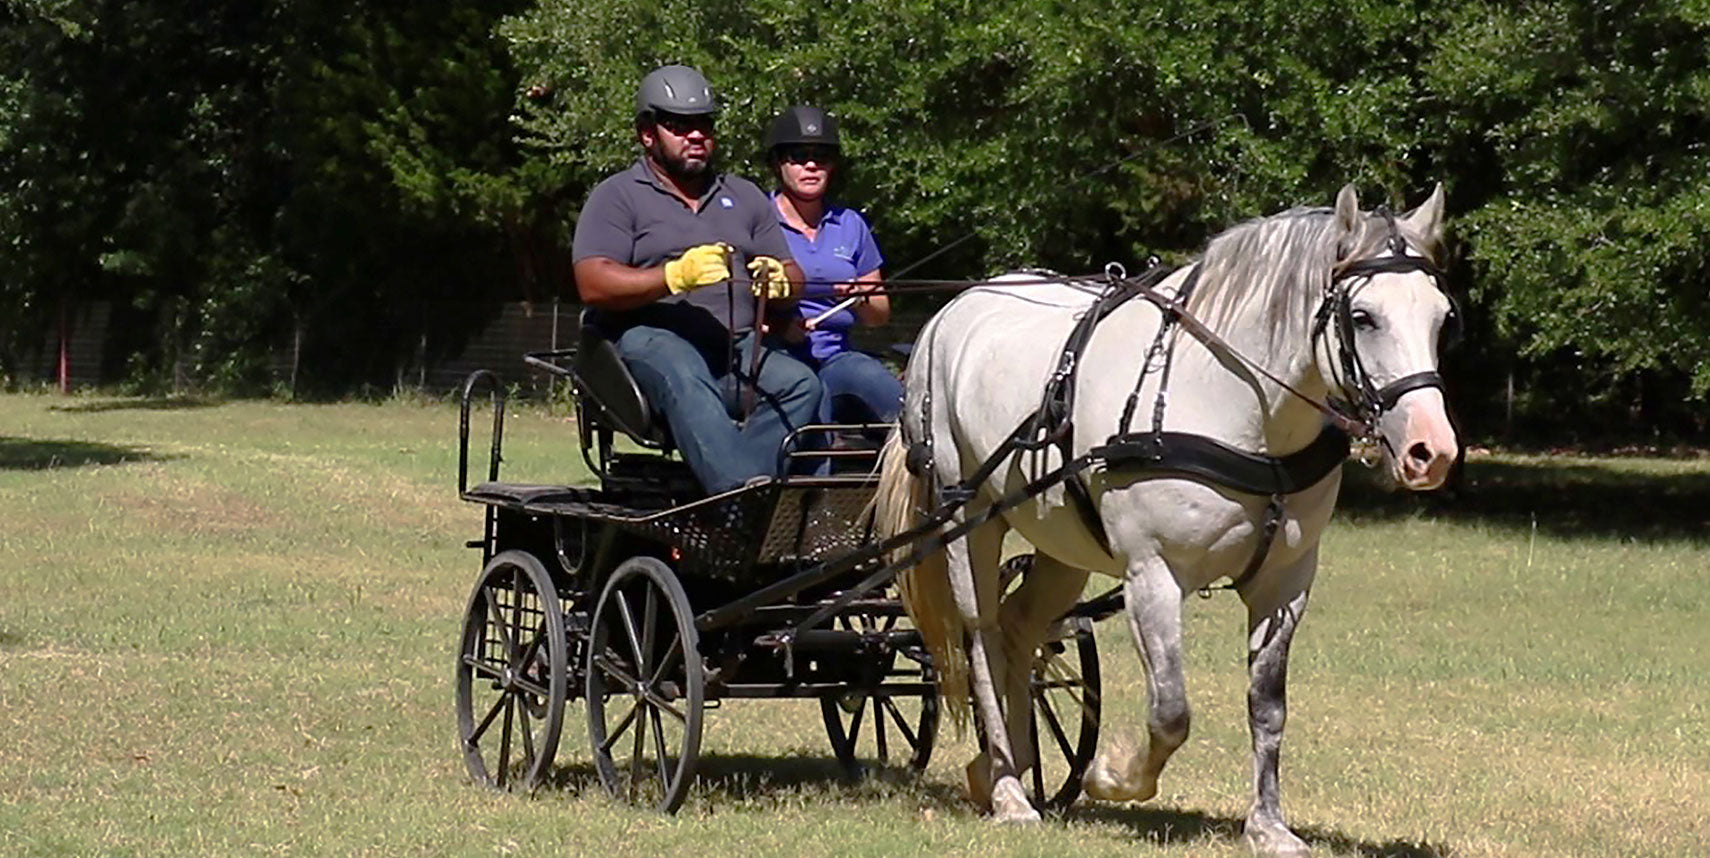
452,317,1103,813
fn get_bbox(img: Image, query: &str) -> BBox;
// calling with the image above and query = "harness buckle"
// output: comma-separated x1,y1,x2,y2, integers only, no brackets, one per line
938,484,976,507
1351,436,1383,468
905,442,933,477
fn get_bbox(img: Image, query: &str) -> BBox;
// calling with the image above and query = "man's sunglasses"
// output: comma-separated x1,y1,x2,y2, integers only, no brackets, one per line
781,145,837,165
655,113,716,137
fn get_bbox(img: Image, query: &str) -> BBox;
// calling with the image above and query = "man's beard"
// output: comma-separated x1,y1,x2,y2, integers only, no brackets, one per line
650,139,711,180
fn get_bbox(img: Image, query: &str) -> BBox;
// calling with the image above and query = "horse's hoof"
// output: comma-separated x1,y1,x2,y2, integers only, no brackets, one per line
989,779,1040,824
965,756,993,810
1081,759,1157,803
1242,822,1310,857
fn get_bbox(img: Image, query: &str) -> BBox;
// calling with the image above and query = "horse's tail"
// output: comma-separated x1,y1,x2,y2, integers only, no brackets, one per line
874,432,972,732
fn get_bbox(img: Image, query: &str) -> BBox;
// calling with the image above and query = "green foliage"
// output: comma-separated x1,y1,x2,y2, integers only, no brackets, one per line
1427,1,1710,402
505,0,1710,440
0,0,545,394
3,1,1708,439
506,0,1448,273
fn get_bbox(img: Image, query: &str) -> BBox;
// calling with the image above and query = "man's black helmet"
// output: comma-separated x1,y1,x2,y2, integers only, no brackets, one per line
635,64,718,119
765,106,839,152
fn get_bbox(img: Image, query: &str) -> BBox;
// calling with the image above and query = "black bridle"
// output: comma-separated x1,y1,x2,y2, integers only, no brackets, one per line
1312,208,1459,447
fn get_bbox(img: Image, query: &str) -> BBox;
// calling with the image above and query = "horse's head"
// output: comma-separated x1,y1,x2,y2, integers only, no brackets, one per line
1315,184,1460,491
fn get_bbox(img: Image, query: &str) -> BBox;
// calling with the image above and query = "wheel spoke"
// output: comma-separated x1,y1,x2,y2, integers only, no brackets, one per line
593,653,688,721
649,704,671,788
481,586,513,655
508,566,526,661
646,636,682,689
600,700,641,755
468,692,508,746
845,698,865,749
1029,710,1045,802
827,704,854,758
519,696,537,764
616,589,646,679
1035,686,1078,760
462,653,506,682
628,699,648,801
497,695,515,788
874,696,890,762
640,584,659,684
511,675,551,700
593,651,642,692
878,696,920,748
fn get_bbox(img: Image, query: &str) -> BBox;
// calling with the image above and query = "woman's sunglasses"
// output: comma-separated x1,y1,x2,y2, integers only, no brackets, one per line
781,145,838,165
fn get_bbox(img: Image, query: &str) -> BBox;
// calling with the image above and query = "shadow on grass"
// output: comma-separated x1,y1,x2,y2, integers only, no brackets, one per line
48,396,220,413
0,436,173,470
538,752,965,806
0,629,25,648
1338,456,1710,543
1075,804,1454,857
535,755,1449,855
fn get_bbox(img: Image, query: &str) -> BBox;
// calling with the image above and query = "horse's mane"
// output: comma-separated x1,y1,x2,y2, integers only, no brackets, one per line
1185,204,1443,350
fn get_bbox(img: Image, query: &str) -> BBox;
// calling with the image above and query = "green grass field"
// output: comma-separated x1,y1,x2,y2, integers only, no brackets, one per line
2,391,1706,857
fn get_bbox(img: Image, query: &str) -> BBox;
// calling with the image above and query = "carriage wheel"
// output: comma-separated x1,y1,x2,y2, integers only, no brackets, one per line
586,556,704,813
455,550,568,791
820,611,940,778
1026,616,1101,812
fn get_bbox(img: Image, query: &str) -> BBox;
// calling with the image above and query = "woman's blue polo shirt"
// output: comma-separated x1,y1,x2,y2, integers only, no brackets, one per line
772,195,884,362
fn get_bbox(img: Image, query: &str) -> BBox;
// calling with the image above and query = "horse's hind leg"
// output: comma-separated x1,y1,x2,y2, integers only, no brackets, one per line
1084,555,1188,803
1241,550,1316,858
947,512,1037,822
997,554,1090,783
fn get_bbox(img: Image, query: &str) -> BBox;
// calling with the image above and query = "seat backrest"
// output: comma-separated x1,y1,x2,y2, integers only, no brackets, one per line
572,312,673,449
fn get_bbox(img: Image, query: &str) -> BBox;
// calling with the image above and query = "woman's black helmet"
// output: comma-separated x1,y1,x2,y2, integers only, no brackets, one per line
635,65,718,119
765,105,839,152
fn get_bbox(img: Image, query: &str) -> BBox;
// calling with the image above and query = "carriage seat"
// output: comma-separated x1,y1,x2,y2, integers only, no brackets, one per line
572,316,673,450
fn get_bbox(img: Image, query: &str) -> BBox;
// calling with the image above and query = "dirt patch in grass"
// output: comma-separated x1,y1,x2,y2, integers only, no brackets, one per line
106,479,287,537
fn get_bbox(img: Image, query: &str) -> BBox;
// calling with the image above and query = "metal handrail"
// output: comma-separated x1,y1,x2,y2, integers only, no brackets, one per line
457,370,506,495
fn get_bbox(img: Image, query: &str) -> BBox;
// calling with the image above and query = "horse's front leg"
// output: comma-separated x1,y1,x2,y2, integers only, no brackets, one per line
1084,555,1188,802
1241,549,1317,858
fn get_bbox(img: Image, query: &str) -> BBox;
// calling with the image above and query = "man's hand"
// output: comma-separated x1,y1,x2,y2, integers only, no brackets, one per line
746,255,791,299
663,243,732,294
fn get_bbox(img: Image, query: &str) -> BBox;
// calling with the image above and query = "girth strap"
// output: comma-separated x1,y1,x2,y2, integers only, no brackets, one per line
1090,425,1350,496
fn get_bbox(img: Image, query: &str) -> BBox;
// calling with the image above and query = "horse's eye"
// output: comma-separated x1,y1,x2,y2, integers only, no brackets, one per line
1350,309,1378,331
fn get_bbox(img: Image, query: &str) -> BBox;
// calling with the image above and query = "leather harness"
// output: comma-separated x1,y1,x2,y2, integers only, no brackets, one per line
906,211,1452,593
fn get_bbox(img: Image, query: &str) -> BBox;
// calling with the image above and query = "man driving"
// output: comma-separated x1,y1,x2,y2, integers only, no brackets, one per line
571,65,821,493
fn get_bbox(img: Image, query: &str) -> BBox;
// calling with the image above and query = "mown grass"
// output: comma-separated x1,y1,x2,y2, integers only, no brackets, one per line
1,390,1706,857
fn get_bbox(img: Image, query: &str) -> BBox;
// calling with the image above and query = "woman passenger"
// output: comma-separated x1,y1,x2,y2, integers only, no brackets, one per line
764,105,903,426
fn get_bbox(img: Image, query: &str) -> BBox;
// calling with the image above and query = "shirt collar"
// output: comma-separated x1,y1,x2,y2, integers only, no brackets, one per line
770,191,842,232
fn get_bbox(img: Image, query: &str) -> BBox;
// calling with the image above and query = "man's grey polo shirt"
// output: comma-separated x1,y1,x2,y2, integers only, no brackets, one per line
572,158,792,343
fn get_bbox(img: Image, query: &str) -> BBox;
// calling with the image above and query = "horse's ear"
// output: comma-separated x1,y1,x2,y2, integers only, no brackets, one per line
1334,184,1360,231
1402,182,1446,244
1334,184,1360,257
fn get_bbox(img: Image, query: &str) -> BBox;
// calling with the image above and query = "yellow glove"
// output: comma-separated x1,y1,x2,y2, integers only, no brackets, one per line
746,255,791,299
663,243,731,294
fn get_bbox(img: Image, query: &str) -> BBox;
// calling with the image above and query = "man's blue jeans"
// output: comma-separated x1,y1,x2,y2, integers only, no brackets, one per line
614,325,821,493
815,350,903,424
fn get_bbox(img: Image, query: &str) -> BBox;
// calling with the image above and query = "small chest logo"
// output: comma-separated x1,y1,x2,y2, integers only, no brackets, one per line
719,196,734,209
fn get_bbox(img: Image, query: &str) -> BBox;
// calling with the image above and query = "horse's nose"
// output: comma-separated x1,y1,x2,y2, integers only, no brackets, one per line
1402,441,1452,488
